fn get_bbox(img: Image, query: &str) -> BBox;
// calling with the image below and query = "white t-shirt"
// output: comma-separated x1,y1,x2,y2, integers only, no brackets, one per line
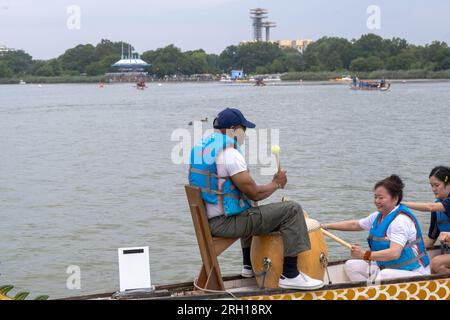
205,148,247,219
359,206,429,274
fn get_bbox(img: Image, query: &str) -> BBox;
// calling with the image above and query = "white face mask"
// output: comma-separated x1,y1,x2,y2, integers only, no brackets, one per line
231,127,246,145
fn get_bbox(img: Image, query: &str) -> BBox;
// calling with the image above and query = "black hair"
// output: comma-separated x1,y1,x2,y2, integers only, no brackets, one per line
374,175,405,205
429,166,450,186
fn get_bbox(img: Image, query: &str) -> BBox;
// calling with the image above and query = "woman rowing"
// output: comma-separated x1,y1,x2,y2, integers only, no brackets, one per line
404,166,450,274
322,175,430,282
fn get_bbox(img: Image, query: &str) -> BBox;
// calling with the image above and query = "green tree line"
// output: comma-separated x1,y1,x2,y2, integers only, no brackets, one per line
1,34,450,79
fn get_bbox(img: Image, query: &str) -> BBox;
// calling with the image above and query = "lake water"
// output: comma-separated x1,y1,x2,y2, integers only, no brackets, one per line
1,81,449,298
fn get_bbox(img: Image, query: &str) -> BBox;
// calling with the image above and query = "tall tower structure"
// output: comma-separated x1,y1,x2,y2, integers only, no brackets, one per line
262,21,276,42
250,8,268,42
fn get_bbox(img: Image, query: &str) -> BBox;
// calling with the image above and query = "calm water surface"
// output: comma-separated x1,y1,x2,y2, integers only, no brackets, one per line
1,81,449,298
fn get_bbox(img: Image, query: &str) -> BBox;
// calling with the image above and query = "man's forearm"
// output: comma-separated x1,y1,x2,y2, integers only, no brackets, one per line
252,181,279,201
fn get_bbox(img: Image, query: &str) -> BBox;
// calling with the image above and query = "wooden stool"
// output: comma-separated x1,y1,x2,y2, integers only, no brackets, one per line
185,185,238,291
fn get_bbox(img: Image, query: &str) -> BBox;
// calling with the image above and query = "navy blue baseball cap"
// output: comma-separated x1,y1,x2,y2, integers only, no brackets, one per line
213,108,256,129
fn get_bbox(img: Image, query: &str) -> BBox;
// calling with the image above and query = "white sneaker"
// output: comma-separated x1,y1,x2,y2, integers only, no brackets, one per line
279,272,324,290
241,265,254,278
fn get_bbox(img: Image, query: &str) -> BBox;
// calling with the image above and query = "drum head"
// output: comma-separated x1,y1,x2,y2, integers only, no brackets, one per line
305,218,320,232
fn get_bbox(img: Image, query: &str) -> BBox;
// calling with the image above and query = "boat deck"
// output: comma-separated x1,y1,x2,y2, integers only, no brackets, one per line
60,248,449,300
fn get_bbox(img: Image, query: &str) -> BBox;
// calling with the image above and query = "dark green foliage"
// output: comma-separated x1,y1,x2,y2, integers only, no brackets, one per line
142,45,223,77
0,50,33,75
350,56,384,72
1,35,450,80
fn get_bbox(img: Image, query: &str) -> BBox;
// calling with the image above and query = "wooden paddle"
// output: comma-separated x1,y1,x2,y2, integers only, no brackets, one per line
320,228,353,250
303,209,352,250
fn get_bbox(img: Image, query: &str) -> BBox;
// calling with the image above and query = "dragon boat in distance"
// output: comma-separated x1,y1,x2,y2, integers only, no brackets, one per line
350,78,391,91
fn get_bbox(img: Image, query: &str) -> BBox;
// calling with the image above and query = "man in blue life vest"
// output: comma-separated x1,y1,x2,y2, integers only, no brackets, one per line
188,107,324,290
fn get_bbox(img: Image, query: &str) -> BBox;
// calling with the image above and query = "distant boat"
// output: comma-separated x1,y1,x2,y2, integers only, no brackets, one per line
330,75,352,83
350,78,390,91
135,79,147,90
219,75,232,83
220,74,281,85
255,78,266,86
19,80,26,85
220,77,250,84
259,75,281,83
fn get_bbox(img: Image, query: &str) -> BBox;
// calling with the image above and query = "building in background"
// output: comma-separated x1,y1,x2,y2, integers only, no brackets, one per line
250,8,270,42
240,39,313,52
245,8,313,52
276,39,314,51
0,45,15,56
230,69,245,80
105,44,150,83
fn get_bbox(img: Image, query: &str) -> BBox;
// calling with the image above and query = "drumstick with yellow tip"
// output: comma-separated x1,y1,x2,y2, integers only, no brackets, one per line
271,145,284,190
271,145,281,172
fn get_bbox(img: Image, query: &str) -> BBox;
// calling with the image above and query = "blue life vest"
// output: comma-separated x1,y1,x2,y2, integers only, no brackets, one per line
188,132,251,217
435,197,450,233
367,204,430,271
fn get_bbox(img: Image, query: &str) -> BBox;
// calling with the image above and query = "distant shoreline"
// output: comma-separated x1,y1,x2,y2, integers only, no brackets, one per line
1,75,450,85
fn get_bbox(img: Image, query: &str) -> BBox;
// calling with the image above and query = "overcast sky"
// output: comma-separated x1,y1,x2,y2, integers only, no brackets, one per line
1,0,449,60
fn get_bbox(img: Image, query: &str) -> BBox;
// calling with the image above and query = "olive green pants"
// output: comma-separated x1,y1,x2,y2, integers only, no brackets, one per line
208,201,311,257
